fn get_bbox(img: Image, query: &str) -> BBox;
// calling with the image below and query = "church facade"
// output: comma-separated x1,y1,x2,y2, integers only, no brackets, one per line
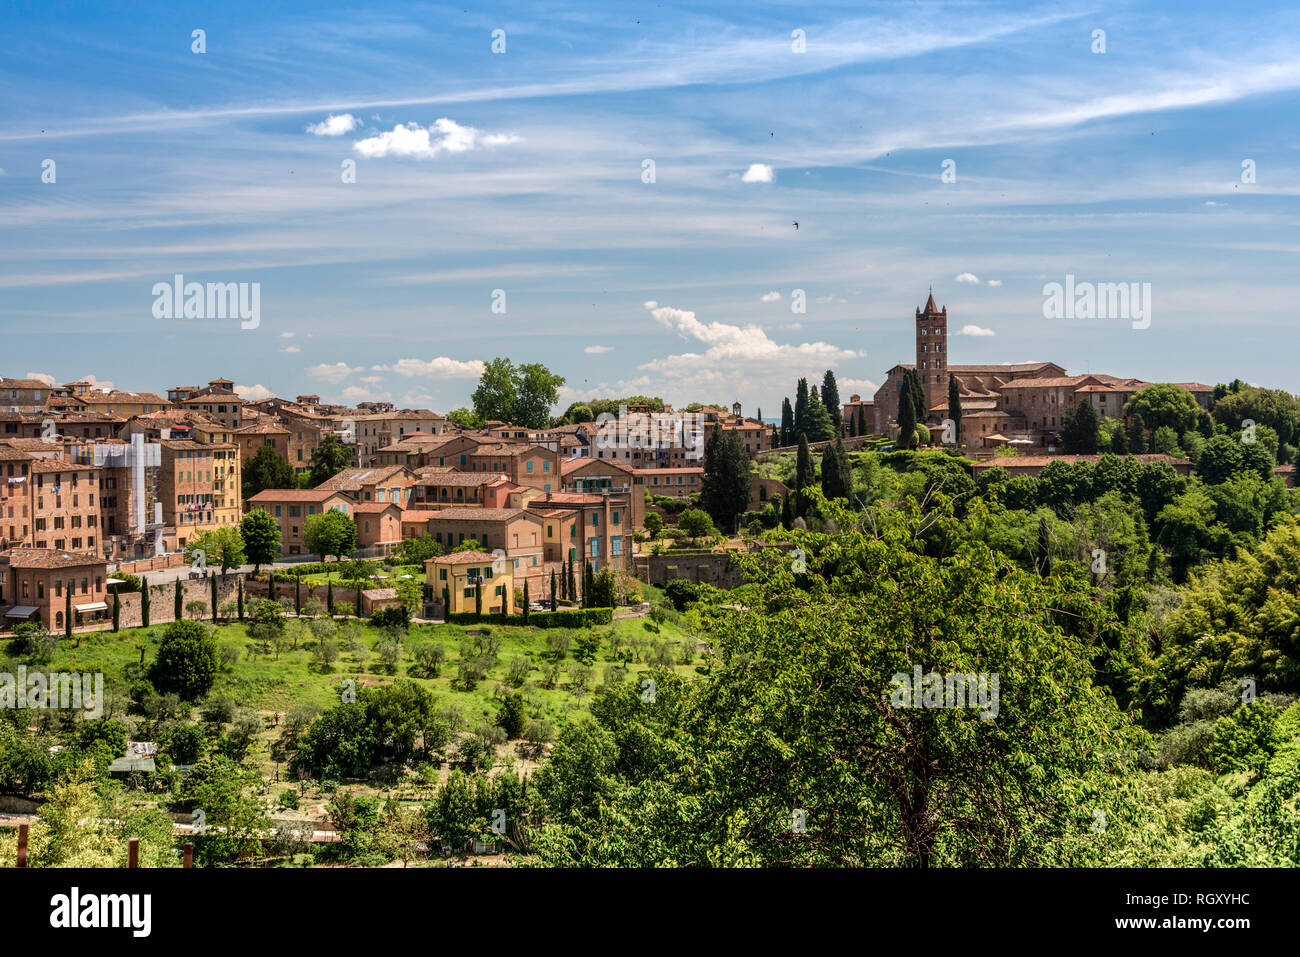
873,293,1213,449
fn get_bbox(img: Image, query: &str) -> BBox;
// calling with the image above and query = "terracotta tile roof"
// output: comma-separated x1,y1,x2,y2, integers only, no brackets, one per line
353,502,402,513
563,457,633,475
30,458,98,473
428,550,502,565
532,492,607,505
413,472,498,486
425,507,530,521
0,547,105,568
315,466,410,491
248,489,350,503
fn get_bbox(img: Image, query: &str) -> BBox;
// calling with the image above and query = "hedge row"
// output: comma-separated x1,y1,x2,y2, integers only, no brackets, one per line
446,607,614,628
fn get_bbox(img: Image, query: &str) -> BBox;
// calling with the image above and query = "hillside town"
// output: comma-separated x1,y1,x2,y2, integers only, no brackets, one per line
2,293,1283,637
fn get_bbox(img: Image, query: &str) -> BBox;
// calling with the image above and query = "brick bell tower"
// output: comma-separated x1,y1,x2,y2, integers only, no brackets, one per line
915,289,947,421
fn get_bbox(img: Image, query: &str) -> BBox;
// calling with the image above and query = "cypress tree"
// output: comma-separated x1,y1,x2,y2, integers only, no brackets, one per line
1128,413,1146,455
442,584,451,619
522,581,530,623
237,578,244,620
906,368,926,420
780,397,795,447
897,376,917,450
111,589,120,632
474,580,482,616
327,577,335,616
948,375,962,446
847,413,856,438
174,578,183,621
794,378,809,438
803,387,835,442
820,443,840,501
780,491,793,529
795,434,814,518
821,438,851,501
567,559,576,603
821,370,842,432
550,569,558,611
295,577,302,615
141,575,150,628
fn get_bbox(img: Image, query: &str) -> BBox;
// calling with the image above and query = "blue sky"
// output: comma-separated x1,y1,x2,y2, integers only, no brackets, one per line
2,1,1298,415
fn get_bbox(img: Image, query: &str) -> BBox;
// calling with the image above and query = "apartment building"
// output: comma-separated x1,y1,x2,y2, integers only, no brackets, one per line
27,459,101,553
69,389,168,418
315,466,415,507
234,419,291,465
528,492,634,573
354,502,403,549
246,489,353,557
0,548,110,631
174,379,245,429
636,466,703,500
421,507,546,574
0,377,51,412
159,439,240,550
465,443,561,491
424,550,514,616
408,470,499,509
0,447,33,549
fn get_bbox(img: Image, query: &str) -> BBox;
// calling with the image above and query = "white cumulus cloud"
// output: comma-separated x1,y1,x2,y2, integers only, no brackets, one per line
307,362,362,384
235,383,275,401
741,164,774,183
760,291,782,302
25,372,55,386
955,272,980,284
584,345,613,354
353,118,521,159
307,113,358,136
987,279,1002,287
372,357,486,378
955,324,997,336
638,303,860,395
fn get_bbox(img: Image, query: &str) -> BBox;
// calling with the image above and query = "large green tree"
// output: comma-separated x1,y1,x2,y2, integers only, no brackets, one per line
470,357,566,429
1123,385,1203,436
531,495,1140,867
302,509,357,562
150,619,220,700
1061,401,1100,454
242,443,295,499
240,509,281,573
1211,386,1300,450
184,526,245,575
308,435,355,487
